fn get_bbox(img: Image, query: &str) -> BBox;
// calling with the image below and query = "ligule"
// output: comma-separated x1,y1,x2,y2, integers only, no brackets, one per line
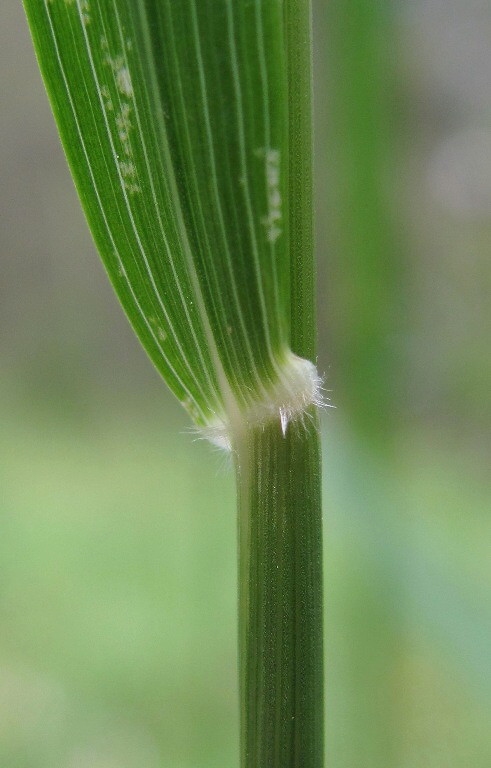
200,351,324,451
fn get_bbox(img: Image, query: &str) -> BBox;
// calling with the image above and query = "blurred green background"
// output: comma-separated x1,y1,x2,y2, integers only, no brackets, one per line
1,1,490,766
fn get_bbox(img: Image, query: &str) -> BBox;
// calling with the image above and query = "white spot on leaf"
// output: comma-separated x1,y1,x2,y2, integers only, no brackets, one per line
100,85,113,112
80,0,90,26
116,66,133,98
118,159,140,194
118,160,136,177
115,102,133,157
104,53,134,98
47,0,90,25
256,148,283,243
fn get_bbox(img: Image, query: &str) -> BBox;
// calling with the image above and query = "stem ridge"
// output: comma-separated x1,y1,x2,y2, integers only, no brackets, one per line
236,412,323,768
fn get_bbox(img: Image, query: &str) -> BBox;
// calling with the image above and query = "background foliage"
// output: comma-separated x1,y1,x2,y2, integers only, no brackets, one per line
1,0,490,765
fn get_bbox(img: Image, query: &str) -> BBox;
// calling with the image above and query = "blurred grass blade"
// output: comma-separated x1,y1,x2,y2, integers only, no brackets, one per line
23,0,319,441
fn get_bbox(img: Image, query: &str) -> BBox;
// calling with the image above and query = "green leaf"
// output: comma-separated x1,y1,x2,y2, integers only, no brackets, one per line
23,0,319,443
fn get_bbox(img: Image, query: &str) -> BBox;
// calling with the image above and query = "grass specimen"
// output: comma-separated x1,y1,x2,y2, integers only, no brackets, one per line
23,1,323,766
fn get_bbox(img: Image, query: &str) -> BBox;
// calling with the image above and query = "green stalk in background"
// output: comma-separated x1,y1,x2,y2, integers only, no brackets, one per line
321,0,402,445
317,2,403,765
23,2,323,767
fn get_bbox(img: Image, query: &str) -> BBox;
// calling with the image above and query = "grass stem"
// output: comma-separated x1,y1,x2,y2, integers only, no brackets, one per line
235,411,323,768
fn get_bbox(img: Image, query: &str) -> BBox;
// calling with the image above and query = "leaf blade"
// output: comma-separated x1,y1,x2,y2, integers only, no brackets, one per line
24,0,317,436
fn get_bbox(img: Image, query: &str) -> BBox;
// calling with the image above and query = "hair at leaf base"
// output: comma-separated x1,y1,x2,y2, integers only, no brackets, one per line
196,352,328,452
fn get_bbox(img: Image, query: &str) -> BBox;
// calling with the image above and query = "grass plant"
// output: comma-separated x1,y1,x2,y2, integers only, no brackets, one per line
23,2,323,766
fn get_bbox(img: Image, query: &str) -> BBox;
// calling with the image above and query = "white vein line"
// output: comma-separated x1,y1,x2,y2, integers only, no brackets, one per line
135,2,240,426
68,4,202,405
74,0,215,415
89,5,208,407
255,0,283,341
110,1,219,413
165,2,241,393
161,1,242,399
225,0,279,390
188,0,263,400
42,0,207,422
